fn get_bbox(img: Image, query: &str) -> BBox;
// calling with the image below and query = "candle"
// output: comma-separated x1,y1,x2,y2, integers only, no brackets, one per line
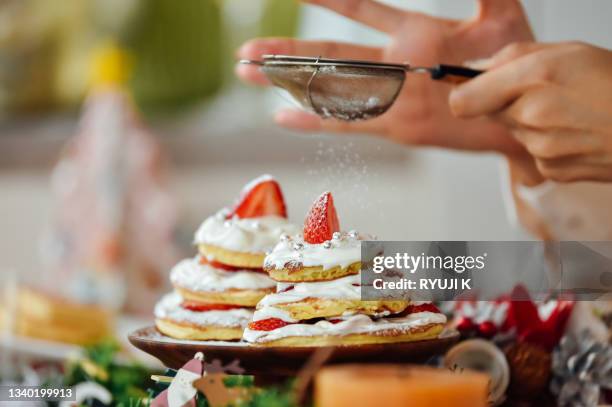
315,364,488,407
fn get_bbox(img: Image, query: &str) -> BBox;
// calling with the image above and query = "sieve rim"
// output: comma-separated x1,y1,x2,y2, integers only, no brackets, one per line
261,54,409,71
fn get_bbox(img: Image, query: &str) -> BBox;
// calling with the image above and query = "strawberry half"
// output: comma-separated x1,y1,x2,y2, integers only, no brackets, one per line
303,192,340,244
229,175,287,219
182,301,242,312
406,303,441,314
248,318,291,331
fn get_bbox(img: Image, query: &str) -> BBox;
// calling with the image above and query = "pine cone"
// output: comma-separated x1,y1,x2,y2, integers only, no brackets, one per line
504,342,552,400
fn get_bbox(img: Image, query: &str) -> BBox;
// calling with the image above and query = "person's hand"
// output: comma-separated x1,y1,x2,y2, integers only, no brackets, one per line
450,42,612,182
236,0,534,154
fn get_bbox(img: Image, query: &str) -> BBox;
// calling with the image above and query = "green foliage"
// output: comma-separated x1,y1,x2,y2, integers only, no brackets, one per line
223,375,254,388
63,338,155,407
236,387,296,407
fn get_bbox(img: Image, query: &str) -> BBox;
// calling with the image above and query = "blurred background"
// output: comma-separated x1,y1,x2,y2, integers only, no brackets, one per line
0,0,611,362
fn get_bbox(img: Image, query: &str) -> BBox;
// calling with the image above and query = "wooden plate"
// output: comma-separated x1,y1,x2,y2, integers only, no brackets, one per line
129,326,460,376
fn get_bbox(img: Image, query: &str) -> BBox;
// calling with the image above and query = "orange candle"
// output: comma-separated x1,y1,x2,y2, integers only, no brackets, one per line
315,364,488,407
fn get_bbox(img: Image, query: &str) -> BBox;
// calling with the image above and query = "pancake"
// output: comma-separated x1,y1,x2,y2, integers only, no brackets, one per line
268,298,409,321
170,257,275,307
263,231,362,282
195,212,299,269
154,292,253,341
198,244,265,269
266,261,360,282
243,312,446,346
176,286,272,308
250,323,443,347
155,319,244,341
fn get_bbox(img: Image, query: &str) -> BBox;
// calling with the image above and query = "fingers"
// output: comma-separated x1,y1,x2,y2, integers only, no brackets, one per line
449,47,557,117
303,0,415,33
512,130,600,160
477,0,529,23
236,38,383,85
535,156,612,182
465,42,550,70
274,109,386,134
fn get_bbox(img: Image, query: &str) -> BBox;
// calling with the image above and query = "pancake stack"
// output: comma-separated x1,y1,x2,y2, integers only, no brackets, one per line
0,288,112,345
243,192,447,346
154,175,298,340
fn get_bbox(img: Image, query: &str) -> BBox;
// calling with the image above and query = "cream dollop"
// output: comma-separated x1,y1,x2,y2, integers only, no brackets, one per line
194,212,299,254
170,257,275,292
257,274,361,307
243,311,447,343
264,232,361,271
154,292,253,328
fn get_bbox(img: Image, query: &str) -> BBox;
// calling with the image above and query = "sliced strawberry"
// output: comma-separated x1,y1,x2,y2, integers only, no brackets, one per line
248,318,291,331
406,303,441,314
229,175,287,219
182,301,242,312
199,256,266,273
303,192,340,244
328,319,343,324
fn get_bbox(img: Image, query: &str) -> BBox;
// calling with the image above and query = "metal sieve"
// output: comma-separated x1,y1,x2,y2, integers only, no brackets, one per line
241,55,482,121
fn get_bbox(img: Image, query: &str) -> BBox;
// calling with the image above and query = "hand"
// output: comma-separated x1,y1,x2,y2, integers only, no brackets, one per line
236,0,534,154
450,42,612,182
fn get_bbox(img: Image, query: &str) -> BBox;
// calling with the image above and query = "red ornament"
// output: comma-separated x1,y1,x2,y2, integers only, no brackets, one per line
455,316,476,334
503,285,574,351
477,320,498,339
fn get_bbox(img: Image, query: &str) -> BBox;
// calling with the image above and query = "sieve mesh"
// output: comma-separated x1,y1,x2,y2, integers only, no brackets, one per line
261,63,405,121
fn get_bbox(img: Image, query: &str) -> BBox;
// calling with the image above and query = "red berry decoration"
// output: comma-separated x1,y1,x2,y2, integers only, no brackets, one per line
182,302,241,312
455,316,476,334
477,320,498,339
303,192,340,244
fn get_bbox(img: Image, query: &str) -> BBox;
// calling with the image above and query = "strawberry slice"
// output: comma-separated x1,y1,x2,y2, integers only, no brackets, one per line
406,303,441,314
182,301,242,312
229,175,287,219
199,256,266,273
303,192,340,244
248,318,291,331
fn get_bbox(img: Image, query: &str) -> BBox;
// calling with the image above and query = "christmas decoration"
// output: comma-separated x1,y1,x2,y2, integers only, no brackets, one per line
503,286,573,352
551,330,612,407
151,353,203,407
443,339,510,405
504,342,552,400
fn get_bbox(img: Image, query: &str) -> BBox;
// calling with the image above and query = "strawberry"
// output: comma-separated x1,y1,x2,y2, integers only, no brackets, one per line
199,256,265,273
230,175,287,219
248,318,291,331
328,319,343,324
303,192,340,244
182,301,241,312
406,303,441,314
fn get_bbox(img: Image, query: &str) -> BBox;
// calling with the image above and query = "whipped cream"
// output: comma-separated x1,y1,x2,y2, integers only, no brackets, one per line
170,257,275,292
195,212,299,254
257,274,361,307
154,292,253,328
243,311,446,343
264,231,361,271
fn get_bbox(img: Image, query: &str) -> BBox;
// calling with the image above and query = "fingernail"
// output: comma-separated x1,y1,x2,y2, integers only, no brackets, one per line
448,88,465,116
464,58,492,70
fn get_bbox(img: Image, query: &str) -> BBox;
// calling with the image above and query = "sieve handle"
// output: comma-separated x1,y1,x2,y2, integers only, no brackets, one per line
429,64,482,84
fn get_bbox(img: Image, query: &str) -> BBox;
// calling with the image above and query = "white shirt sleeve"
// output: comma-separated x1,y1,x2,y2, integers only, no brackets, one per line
513,180,612,240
